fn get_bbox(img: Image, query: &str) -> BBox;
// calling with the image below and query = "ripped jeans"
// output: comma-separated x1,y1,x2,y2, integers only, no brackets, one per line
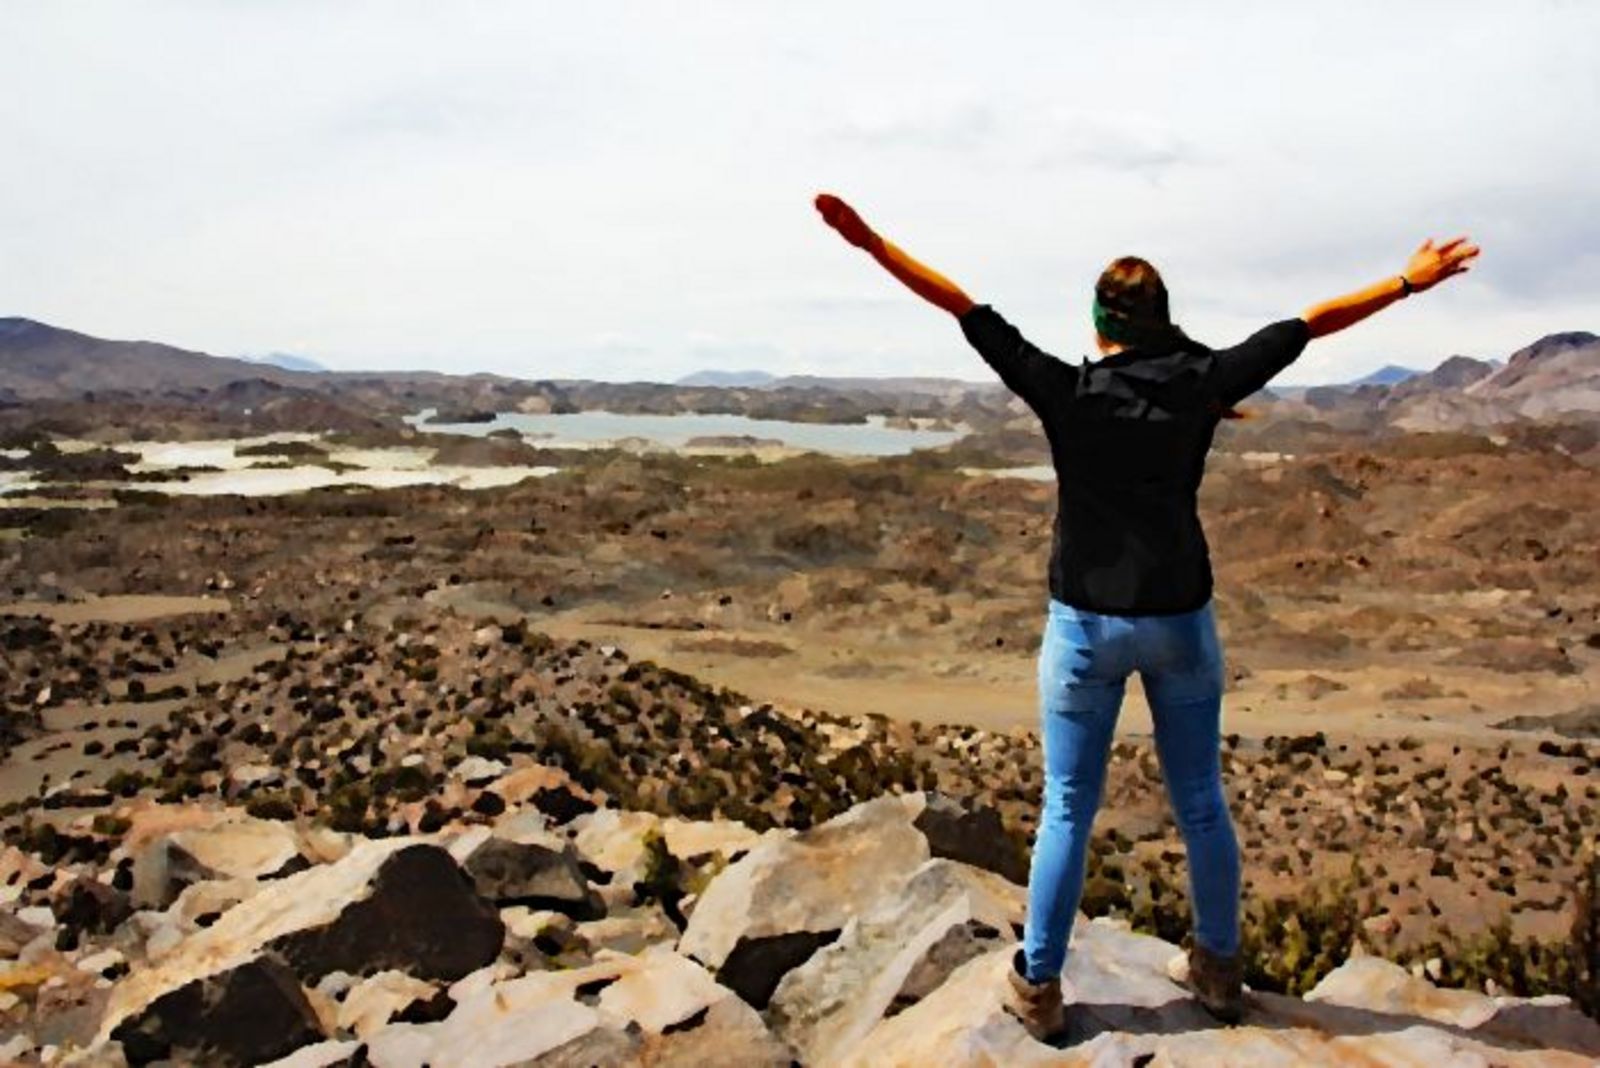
1020,597,1241,983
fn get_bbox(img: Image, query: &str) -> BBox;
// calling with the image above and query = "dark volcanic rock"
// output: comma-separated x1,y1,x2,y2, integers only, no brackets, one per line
718,929,841,1010
462,837,605,920
112,957,323,1067
55,877,132,936
530,784,599,824
270,844,505,982
913,793,1029,886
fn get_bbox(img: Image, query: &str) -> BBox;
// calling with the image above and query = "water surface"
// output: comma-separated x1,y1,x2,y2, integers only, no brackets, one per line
409,410,963,456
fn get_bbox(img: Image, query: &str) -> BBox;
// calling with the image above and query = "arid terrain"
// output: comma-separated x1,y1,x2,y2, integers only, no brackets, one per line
0,319,1596,1061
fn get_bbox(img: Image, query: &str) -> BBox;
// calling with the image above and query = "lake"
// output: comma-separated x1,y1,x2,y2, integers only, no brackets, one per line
407,410,965,457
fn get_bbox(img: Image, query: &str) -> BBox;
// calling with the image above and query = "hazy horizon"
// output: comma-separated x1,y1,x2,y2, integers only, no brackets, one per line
5,1,1596,385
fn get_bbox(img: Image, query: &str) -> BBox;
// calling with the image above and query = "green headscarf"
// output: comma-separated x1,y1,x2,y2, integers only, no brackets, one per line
1092,299,1138,345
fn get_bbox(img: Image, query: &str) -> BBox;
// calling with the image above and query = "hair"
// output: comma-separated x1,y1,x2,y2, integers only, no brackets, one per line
1094,256,1246,418
1093,256,1193,352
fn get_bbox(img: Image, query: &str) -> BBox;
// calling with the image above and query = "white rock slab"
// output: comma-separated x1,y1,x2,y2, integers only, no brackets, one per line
679,795,929,970
769,858,1022,1065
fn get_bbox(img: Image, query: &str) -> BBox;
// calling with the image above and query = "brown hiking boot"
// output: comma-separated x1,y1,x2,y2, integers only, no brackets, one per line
1006,949,1067,1042
1184,943,1245,1024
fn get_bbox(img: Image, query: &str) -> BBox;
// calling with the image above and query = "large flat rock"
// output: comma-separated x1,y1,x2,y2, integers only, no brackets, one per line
363,945,789,1067
768,858,1022,1064
678,795,930,978
837,921,1599,1067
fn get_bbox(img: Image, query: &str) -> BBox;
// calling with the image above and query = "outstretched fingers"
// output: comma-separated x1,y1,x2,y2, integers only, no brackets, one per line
1446,239,1481,274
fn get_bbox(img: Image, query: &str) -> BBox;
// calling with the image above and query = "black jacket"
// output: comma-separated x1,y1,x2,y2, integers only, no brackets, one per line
960,305,1310,615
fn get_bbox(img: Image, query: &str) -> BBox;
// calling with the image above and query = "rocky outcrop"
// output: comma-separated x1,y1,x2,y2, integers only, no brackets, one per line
677,795,930,998
96,838,503,1045
361,946,790,1067
132,812,303,907
766,858,1022,1064
112,957,324,1067
0,793,1593,1066
459,835,605,920
839,923,1600,1067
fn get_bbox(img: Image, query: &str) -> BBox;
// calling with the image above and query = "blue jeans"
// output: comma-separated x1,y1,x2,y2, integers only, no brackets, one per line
1020,597,1241,983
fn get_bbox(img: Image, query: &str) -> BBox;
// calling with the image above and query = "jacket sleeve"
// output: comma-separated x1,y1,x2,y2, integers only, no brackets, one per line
959,304,1077,414
1208,318,1312,406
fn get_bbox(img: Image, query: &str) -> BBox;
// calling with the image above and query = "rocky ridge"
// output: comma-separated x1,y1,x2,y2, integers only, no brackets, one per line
2,606,1594,998
0,789,1595,1066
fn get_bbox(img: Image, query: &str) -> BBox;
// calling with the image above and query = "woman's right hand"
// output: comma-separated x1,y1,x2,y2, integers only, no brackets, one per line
815,193,879,250
1402,236,1480,292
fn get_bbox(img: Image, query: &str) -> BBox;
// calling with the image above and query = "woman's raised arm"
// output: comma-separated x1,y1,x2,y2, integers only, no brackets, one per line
1302,236,1480,339
814,193,976,317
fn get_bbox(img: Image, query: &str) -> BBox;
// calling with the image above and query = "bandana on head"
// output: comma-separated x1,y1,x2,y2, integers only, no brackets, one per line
1092,299,1138,345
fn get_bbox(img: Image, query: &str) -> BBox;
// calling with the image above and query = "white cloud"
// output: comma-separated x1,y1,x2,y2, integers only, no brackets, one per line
1,0,1595,384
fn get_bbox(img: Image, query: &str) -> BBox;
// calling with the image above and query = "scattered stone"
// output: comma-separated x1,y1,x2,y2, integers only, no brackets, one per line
460,836,604,920
112,957,324,1068
450,755,507,786
336,969,439,1038
133,814,302,908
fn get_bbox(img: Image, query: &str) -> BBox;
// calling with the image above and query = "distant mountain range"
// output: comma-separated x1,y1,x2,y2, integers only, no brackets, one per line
1344,364,1419,387
243,352,326,373
674,369,776,388
0,318,300,399
3,316,1597,433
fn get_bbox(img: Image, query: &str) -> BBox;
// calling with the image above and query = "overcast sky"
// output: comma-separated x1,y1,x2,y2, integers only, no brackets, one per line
4,1,1596,384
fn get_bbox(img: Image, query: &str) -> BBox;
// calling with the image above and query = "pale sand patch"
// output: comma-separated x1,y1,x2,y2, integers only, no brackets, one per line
0,594,231,624
528,613,1585,745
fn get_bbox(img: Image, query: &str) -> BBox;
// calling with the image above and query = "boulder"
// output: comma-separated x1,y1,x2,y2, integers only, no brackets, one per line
0,910,46,957
362,946,788,1067
570,808,666,883
906,792,1030,885
270,844,505,982
1305,954,1498,1028
575,903,679,955
336,970,440,1038
54,878,132,936
167,876,262,928
678,796,929,1004
1305,956,1600,1056
658,816,767,866
111,957,324,1067
97,839,503,1045
460,836,604,920
133,814,303,907
767,858,1023,1064
840,921,1599,1067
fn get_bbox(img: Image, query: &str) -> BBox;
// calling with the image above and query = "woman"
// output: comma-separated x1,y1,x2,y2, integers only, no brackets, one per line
813,192,1478,1041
